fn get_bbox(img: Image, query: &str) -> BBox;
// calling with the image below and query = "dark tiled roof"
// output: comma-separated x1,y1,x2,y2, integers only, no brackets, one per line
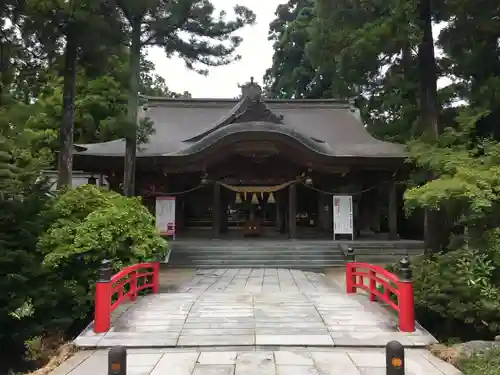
74,96,405,159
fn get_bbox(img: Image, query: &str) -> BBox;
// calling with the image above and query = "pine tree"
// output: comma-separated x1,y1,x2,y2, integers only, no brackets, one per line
113,0,256,196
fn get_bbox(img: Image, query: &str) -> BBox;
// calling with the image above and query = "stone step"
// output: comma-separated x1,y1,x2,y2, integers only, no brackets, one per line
166,240,424,268
170,255,343,261
167,262,344,269
171,249,343,254
170,254,345,261
171,249,344,255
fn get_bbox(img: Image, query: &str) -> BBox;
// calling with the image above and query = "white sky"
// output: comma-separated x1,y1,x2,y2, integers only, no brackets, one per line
146,0,284,98
146,2,451,98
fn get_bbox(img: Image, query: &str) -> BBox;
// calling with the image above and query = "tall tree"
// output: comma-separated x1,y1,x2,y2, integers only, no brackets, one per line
113,0,256,196
263,0,331,99
25,52,191,150
0,0,26,105
438,0,500,110
24,0,124,188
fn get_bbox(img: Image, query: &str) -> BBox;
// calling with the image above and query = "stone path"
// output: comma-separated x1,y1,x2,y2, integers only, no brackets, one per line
50,268,463,375
74,269,436,348
51,348,462,375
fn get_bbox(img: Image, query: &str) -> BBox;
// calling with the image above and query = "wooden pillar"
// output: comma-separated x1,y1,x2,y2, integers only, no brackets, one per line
212,182,220,238
276,197,282,230
317,192,326,231
371,186,382,232
177,196,184,230
276,192,286,233
388,181,398,240
288,183,297,239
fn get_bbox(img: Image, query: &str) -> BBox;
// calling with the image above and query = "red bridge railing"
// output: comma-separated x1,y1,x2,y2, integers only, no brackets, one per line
94,259,160,333
345,257,415,332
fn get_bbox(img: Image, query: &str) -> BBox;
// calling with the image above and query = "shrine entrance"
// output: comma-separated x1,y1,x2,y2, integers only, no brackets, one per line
178,148,325,240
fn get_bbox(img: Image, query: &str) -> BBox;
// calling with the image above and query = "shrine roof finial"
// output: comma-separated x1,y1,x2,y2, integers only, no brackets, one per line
239,77,262,101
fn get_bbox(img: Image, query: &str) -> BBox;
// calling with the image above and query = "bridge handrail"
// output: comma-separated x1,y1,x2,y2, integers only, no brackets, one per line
345,258,415,332
94,260,160,333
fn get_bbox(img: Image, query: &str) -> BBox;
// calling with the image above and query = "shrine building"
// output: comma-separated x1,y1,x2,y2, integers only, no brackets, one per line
72,79,415,246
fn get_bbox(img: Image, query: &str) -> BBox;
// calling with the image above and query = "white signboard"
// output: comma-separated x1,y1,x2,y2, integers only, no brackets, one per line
155,196,176,239
333,195,354,239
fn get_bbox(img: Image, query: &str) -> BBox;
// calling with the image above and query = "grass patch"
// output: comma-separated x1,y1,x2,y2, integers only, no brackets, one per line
457,348,500,375
430,344,500,375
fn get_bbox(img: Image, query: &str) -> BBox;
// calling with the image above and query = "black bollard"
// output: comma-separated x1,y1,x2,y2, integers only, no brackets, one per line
108,346,127,375
347,247,355,262
386,340,405,375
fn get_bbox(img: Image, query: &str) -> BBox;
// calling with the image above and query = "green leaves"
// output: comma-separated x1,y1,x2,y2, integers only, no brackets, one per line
264,0,325,99
404,115,500,233
38,184,167,267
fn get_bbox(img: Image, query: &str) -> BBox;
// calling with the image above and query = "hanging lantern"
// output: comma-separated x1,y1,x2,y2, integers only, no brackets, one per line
268,192,276,204
251,193,259,204
235,193,242,204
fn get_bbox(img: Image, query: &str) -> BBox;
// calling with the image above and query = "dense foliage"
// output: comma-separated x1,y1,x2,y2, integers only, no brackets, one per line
0,184,166,372
264,0,499,141
39,185,167,269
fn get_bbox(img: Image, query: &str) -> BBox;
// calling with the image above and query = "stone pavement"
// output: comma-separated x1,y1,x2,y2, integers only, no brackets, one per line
50,347,462,375
74,269,436,348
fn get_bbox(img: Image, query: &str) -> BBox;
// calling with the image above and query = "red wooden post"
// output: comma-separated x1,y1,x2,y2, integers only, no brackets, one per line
129,269,137,301
368,268,376,301
152,262,160,294
345,263,356,293
397,257,415,332
94,259,112,333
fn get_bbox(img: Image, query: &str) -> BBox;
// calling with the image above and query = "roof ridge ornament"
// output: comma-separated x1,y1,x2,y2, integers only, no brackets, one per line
238,77,262,101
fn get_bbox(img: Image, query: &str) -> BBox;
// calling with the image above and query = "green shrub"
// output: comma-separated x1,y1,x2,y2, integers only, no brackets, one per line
385,247,500,340
33,185,168,334
39,185,167,268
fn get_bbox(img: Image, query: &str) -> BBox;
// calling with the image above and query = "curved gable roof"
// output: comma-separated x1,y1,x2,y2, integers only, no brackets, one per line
74,96,405,159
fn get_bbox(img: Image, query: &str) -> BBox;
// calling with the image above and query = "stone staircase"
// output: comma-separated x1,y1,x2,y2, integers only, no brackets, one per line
168,240,345,269
166,239,424,269
345,241,425,263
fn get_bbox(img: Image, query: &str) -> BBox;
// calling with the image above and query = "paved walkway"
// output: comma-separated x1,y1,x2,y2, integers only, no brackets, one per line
74,269,436,348
48,269,464,375
51,348,462,375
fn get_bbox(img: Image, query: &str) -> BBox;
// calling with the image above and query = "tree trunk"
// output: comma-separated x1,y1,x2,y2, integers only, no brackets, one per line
418,0,447,252
57,34,77,189
123,20,141,197
401,42,419,137
418,0,440,137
